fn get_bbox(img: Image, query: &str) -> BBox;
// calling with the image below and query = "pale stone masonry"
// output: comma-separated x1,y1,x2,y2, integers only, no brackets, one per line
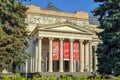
18,4,101,73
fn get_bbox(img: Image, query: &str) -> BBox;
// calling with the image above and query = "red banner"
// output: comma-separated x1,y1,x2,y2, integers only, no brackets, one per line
63,42,70,60
73,42,80,60
52,41,59,60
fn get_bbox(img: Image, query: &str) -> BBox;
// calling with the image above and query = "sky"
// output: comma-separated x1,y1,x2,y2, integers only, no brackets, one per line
24,0,100,17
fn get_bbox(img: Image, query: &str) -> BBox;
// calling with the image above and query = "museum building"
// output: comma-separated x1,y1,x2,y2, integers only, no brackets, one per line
18,3,101,73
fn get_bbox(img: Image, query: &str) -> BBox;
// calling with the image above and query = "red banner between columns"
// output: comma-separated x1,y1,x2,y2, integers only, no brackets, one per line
52,41,80,61
52,41,60,60
63,42,70,60
73,42,80,60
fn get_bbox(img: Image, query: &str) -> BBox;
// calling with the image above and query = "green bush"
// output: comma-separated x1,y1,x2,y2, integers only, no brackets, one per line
1,74,120,80
2,74,27,80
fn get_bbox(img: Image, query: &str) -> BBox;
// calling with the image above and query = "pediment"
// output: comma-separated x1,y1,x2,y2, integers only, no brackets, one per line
48,26,83,32
37,23,93,34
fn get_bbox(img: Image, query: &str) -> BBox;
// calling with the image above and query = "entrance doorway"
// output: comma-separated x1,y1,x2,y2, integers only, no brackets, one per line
53,61,59,72
63,61,69,72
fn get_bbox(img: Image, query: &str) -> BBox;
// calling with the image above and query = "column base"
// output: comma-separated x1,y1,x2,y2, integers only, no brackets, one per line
89,68,93,72
79,70,84,72
48,70,53,72
69,70,74,72
38,71,42,72
59,70,64,72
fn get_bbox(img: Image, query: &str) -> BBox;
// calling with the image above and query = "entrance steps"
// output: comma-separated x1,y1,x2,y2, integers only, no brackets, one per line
21,72,94,78
38,72,93,77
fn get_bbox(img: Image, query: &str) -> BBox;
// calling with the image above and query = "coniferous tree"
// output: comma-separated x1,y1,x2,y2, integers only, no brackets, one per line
0,0,29,72
92,0,120,76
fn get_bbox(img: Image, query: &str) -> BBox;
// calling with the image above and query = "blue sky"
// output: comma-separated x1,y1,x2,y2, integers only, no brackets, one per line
24,0,100,17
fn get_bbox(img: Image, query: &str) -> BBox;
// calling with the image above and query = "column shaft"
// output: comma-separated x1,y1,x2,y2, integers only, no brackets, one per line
59,38,64,72
33,57,35,72
35,42,38,72
30,57,32,73
70,39,74,72
94,45,98,71
89,41,93,72
48,38,53,72
21,64,23,72
32,41,35,73
79,40,84,72
85,41,89,72
38,37,43,72
20,64,23,73
25,60,28,78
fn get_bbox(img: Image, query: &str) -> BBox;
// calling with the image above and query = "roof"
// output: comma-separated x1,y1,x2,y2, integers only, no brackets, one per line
44,3,62,11
89,17,99,25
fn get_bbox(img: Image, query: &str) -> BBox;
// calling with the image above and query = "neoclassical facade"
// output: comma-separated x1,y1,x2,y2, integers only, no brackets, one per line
18,4,101,73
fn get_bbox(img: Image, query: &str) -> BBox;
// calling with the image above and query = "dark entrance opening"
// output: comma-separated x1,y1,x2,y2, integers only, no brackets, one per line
64,61,69,72
53,61,59,72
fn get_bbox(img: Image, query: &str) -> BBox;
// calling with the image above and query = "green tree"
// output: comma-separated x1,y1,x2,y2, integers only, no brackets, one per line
0,26,6,39
0,0,29,72
92,0,120,76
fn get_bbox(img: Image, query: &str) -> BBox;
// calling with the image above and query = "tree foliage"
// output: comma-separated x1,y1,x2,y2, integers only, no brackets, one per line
0,0,29,72
92,0,120,76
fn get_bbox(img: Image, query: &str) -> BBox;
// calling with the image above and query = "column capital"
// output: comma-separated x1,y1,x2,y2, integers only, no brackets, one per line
70,39,74,42
94,45,98,47
79,39,84,42
84,40,90,44
88,40,92,43
48,37,54,40
33,38,37,43
59,38,64,41
38,37,43,40
25,59,28,63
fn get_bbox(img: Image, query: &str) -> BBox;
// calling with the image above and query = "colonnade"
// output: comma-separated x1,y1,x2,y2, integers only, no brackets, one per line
22,37,98,73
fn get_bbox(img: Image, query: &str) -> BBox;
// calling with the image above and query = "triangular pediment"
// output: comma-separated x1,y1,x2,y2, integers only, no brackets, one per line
49,26,83,32
37,23,93,34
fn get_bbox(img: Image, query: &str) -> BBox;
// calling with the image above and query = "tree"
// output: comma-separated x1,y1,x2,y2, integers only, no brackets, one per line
92,0,120,76
0,0,29,72
0,26,6,39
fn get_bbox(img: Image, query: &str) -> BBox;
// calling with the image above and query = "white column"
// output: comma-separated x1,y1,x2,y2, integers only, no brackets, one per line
48,38,54,72
21,64,23,73
79,40,84,72
89,41,93,72
94,45,98,71
85,41,89,72
59,38,64,72
38,37,43,72
70,39,74,72
35,41,38,72
25,59,28,78
32,41,35,73
32,57,35,72
20,64,23,73
30,57,32,73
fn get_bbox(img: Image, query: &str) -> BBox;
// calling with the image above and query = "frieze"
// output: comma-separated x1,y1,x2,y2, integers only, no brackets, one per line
25,15,89,27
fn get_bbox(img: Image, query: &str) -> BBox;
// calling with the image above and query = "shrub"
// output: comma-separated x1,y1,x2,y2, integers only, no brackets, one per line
1,73,120,80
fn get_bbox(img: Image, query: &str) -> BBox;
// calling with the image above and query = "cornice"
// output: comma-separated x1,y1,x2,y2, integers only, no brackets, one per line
26,5,89,20
26,13,89,21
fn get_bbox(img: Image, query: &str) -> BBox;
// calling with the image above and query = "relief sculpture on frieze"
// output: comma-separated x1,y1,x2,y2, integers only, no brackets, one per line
25,15,89,26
